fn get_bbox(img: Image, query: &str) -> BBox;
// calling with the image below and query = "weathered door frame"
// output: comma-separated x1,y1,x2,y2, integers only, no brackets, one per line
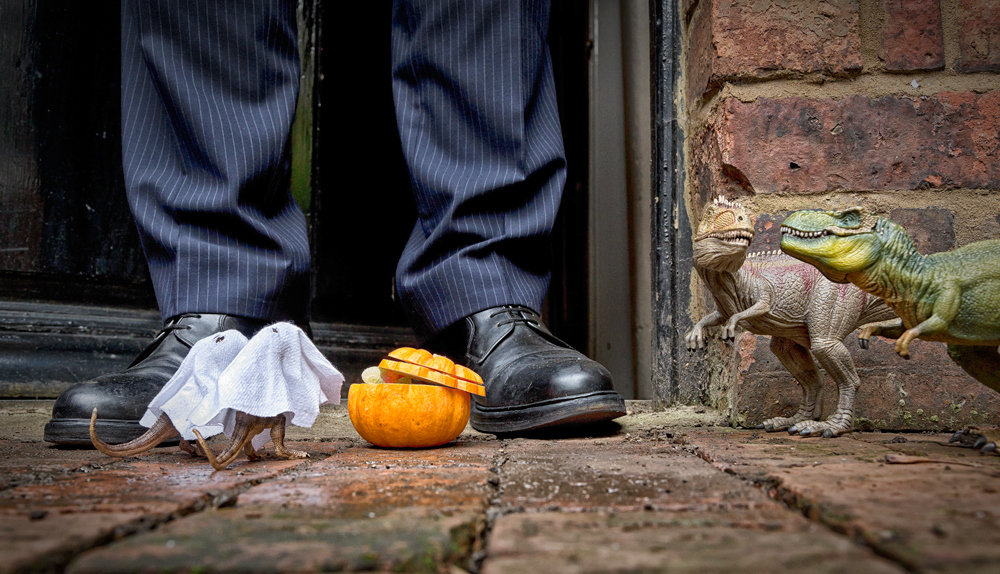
651,0,706,406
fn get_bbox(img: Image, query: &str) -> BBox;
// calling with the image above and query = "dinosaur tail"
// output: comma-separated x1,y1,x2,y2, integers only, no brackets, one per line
89,409,179,457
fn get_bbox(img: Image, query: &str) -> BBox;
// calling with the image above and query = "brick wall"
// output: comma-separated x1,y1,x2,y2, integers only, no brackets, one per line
682,0,1000,430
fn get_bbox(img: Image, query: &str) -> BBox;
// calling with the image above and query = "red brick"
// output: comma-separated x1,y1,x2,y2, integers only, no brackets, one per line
687,0,862,102
68,507,478,574
0,451,309,574
888,207,955,254
956,0,1000,72
880,0,944,71
704,93,1000,194
483,511,903,574
751,212,790,252
499,436,769,512
734,334,1000,431
66,442,496,573
695,431,1000,572
237,441,494,517
687,0,715,104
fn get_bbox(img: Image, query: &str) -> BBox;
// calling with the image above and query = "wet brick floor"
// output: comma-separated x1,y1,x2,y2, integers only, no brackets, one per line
2,401,998,573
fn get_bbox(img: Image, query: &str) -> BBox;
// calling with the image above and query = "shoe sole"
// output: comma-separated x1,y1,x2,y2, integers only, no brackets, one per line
44,418,179,447
470,390,626,435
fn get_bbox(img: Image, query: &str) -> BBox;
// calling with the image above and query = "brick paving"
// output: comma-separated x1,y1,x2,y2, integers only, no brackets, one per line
2,401,998,573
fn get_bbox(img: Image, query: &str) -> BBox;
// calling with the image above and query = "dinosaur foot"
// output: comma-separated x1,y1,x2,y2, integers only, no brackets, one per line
178,439,208,458
949,426,1000,454
789,415,853,438
760,413,814,433
273,443,309,460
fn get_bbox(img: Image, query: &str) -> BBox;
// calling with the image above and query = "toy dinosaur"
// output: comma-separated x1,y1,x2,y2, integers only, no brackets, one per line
89,409,207,458
687,197,897,437
90,408,308,470
780,207,1000,451
193,414,307,470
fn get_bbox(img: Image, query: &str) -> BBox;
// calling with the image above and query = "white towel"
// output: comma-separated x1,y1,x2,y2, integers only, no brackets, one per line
139,322,343,450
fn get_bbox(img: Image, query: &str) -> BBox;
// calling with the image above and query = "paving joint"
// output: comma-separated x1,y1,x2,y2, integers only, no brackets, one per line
689,433,928,574
13,450,319,574
763,469,922,573
466,440,510,573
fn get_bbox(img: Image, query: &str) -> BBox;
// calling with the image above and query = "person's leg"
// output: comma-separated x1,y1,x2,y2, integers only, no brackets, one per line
391,0,625,434
44,0,308,445
124,0,309,323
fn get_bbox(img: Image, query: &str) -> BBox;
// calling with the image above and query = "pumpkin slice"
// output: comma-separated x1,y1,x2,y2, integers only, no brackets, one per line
379,358,486,396
386,347,484,385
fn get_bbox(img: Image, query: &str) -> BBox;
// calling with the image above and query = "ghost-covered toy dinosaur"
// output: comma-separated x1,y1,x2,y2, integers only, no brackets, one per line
781,207,1000,451
89,323,343,469
687,197,897,437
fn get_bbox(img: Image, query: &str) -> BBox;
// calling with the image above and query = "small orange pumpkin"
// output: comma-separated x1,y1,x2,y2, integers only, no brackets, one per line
347,381,470,448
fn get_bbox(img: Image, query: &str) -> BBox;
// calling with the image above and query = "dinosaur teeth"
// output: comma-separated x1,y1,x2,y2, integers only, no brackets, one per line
780,226,828,239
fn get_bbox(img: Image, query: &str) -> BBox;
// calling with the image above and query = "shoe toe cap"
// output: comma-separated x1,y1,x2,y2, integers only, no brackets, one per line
486,350,615,404
51,372,167,421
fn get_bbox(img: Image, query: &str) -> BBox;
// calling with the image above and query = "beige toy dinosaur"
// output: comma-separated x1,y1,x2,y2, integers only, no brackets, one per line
687,197,897,437
89,408,307,470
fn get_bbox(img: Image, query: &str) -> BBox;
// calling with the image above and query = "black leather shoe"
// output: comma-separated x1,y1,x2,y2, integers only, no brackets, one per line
426,305,626,434
44,313,270,446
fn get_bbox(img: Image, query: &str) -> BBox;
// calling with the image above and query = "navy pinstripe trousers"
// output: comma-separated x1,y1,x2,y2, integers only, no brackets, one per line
122,0,566,339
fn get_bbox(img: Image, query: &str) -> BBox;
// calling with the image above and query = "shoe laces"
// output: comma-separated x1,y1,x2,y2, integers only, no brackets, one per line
490,306,540,328
127,313,201,368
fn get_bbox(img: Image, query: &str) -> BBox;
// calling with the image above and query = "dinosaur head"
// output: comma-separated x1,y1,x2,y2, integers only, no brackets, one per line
693,196,756,273
780,207,882,283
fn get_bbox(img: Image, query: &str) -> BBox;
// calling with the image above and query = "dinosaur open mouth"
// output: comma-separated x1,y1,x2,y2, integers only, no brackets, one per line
780,226,828,239
700,230,753,247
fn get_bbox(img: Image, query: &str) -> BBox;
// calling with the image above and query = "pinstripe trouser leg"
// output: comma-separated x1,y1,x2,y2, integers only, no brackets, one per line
121,0,311,324
391,0,567,340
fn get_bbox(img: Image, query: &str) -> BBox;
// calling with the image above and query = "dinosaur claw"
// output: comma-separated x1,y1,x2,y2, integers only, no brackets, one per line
787,426,799,435
982,442,997,455
949,430,965,443
974,436,988,449
799,428,812,437
822,429,834,438
764,424,775,432
858,338,868,350
755,424,765,429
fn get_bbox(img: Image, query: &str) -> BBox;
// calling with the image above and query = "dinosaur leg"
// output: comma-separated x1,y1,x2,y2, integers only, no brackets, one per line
244,441,261,462
945,345,1000,454
759,337,822,432
194,427,256,471
178,439,207,458
794,338,859,438
270,418,308,460
858,319,905,349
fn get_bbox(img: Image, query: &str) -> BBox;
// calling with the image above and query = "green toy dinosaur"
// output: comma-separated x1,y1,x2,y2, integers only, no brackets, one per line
781,207,1000,451
688,197,897,437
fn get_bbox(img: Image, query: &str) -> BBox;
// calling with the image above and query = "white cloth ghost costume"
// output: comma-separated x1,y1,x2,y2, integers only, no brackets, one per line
139,322,344,451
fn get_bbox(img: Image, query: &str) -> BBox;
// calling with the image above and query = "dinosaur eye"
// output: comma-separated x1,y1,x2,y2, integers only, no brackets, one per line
841,209,862,227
